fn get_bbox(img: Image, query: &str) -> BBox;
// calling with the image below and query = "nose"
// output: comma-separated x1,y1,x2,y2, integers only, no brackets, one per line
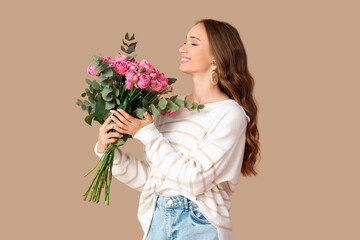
179,44,187,53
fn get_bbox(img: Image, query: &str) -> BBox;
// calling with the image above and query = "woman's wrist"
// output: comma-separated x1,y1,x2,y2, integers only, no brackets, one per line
96,142,106,154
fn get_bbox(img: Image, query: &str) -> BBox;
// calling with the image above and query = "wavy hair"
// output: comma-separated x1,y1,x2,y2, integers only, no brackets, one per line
195,19,261,176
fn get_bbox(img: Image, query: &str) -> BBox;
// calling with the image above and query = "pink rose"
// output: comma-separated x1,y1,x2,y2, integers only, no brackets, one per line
135,73,150,89
102,56,111,62
127,61,139,71
125,70,140,90
114,61,128,75
108,59,116,68
159,74,169,86
139,59,155,74
115,54,127,62
151,77,168,92
150,74,168,92
150,70,160,80
87,65,100,76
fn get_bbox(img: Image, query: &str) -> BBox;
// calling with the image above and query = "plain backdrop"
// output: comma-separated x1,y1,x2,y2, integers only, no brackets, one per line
1,0,359,239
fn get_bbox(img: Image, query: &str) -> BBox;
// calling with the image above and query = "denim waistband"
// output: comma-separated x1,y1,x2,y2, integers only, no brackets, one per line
155,193,197,211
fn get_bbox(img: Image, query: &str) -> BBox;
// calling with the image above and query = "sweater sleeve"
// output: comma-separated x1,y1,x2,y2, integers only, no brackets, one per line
94,142,150,192
133,108,248,198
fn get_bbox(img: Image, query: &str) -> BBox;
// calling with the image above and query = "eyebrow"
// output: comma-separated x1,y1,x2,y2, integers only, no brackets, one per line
185,35,201,42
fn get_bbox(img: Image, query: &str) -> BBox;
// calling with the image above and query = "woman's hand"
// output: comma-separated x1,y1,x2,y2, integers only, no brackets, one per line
110,108,154,137
96,116,124,154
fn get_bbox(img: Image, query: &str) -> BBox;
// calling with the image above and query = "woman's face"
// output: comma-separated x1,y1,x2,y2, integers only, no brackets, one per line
178,23,214,76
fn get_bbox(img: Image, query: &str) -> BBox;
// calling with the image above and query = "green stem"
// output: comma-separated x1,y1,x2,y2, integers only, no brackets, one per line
105,150,115,205
129,88,144,102
83,148,111,199
85,144,113,201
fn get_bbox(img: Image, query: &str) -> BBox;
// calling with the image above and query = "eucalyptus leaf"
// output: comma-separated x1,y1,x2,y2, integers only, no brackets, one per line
121,45,126,53
91,59,101,67
127,45,135,53
142,99,149,109
90,104,96,115
158,98,168,110
86,78,92,85
150,104,160,117
128,41,137,48
105,101,115,110
76,99,82,106
113,88,120,97
93,55,102,61
97,75,109,83
167,78,177,85
166,99,180,112
91,80,101,90
175,98,184,106
94,60,110,74
83,100,90,107
114,138,125,147
102,68,114,78
81,92,86,97
85,114,94,126
134,107,144,119
127,54,137,61
125,32,129,41
192,102,199,109
122,39,129,47
94,99,106,124
85,88,91,97
169,95,178,102
102,93,114,102
115,98,120,105
97,78,112,87
184,99,192,108
102,87,114,101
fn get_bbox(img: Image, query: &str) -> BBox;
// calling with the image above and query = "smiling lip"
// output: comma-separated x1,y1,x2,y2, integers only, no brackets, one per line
181,57,191,63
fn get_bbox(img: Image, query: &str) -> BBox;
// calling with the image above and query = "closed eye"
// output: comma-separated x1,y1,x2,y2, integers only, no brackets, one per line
183,42,198,46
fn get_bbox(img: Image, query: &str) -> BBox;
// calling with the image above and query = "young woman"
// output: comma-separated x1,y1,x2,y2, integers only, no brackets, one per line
95,19,260,240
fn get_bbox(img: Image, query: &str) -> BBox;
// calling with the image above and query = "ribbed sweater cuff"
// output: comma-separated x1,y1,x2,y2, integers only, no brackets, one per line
133,123,160,145
94,141,105,158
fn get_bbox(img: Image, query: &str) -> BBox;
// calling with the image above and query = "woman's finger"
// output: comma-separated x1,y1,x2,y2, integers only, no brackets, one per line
106,132,123,138
111,114,127,129
117,109,133,122
112,109,131,124
100,115,113,130
105,138,117,145
104,123,122,133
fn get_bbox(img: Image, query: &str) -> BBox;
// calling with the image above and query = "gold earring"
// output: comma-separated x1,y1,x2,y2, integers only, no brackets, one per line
210,62,218,85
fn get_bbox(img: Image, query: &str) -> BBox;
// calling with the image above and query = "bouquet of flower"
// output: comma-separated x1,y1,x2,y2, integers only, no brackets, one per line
76,33,204,205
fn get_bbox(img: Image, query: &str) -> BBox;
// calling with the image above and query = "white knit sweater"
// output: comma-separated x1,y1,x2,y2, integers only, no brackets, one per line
94,95,250,240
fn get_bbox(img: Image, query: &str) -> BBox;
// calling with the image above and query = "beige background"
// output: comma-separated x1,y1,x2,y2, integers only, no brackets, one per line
1,0,359,239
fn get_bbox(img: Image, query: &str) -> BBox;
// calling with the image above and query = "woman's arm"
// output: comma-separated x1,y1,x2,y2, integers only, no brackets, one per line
133,108,248,198
94,142,150,192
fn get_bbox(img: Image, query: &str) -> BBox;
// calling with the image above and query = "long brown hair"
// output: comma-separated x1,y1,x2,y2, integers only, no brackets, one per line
195,19,261,176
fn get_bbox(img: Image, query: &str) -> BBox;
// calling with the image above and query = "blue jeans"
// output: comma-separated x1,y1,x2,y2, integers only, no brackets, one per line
145,193,219,240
